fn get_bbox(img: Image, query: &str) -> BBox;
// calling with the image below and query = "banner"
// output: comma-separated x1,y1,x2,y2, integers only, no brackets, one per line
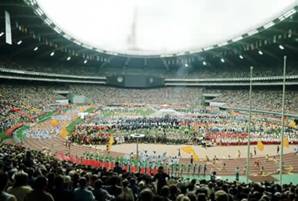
5,11,12,45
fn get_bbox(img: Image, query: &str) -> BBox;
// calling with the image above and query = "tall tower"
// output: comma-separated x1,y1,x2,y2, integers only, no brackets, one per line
127,5,138,50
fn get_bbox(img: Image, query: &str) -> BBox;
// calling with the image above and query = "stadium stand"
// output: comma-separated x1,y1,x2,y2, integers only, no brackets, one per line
1,83,297,114
1,59,298,79
0,84,56,132
210,89,298,114
69,85,203,106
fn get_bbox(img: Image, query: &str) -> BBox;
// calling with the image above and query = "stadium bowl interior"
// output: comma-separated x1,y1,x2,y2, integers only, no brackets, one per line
0,1,298,200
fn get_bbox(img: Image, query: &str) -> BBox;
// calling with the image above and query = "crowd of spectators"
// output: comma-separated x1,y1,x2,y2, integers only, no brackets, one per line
1,84,294,115
0,98,24,132
0,82,297,145
211,90,298,114
68,85,298,114
70,85,203,106
165,62,298,79
1,143,298,201
0,84,56,132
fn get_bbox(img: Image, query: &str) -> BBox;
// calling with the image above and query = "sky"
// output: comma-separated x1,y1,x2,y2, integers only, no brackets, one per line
36,0,296,55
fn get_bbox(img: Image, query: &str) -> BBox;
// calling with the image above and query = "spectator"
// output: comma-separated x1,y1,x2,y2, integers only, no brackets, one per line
154,167,169,195
139,188,154,201
114,162,123,174
73,177,95,201
93,179,114,201
24,176,54,201
51,175,73,201
7,171,32,201
117,179,134,201
0,172,17,201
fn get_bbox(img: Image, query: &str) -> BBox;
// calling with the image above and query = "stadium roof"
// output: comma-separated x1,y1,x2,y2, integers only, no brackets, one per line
35,0,295,56
0,0,298,72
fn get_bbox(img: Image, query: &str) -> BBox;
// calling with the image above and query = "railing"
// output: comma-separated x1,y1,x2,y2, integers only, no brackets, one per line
0,67,106,80
0,74,106,84
165,82,298,86
165,75,298,82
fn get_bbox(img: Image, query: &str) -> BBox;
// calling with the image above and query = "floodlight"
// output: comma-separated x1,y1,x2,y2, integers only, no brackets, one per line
279,45,284,50
258,50,263,55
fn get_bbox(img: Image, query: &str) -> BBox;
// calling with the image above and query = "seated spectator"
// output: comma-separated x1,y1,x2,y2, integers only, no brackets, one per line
73,177,95,201
51,175,73,201
139,188,154,201
0,172,17,201
117,179,134,201
93,179,114,201
7,171,32,201
23,151,34,168
24,176,54,201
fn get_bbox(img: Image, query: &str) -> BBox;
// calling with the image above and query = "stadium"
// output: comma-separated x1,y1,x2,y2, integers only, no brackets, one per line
0,0,298,200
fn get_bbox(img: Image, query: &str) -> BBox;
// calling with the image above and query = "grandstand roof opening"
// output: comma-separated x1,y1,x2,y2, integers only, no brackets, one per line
36,0,295,56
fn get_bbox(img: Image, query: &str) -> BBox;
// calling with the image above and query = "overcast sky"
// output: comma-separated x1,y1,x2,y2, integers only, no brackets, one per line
37,0,296,55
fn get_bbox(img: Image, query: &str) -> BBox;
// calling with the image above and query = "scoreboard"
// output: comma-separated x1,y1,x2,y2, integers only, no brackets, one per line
107,74,164,88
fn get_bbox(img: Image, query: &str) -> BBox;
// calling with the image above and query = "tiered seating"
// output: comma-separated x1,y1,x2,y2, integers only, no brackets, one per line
1,141,297,201
210,89,298,114
0,84,56,133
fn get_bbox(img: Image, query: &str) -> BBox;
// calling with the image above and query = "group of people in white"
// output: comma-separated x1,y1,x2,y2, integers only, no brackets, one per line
124,150,181,166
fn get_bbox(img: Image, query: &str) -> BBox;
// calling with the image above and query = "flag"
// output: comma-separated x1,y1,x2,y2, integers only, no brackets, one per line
288,120,297,129
193,153,199,161
283,137,289,148
60,127,68,139
257,141,264,151
181,146,199,161
108,135,114,145
107,135,114,151
50,119,59,127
